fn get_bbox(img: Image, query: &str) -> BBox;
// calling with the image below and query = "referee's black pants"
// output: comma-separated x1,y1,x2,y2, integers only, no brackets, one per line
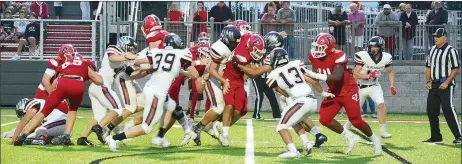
427,82,462,141
252,77,281,118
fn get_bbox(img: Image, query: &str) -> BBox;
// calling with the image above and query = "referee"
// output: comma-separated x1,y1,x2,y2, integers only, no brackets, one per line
424,28,461,144
251,72,281,119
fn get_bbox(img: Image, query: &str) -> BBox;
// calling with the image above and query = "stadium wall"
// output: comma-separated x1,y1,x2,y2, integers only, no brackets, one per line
1,61,460,114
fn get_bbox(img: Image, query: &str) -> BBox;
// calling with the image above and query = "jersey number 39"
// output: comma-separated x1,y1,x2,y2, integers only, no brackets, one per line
153,53,176,72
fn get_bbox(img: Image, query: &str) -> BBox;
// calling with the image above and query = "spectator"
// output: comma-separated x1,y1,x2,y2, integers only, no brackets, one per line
348,3,366,52
90,1,99,20
167,3,183,27
328,2,349,51
395,3,406,18
263,1,281,13
400,4,418,60
192,1,208,42
12,12,41,60
359,4,365,11
277,1,296,59
209,1,233,42
375,4,400,55
13,9,30,42
0,9,15,41
260,3,278,35
31,1,49,19
425,1,448,46
427,2,436,17
54,1,62,19
80,1,90,20
362,97,377,118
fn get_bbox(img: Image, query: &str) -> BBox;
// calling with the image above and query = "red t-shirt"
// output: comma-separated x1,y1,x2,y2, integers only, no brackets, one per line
168,11,183,26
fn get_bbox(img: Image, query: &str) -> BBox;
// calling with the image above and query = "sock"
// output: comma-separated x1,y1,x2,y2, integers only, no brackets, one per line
223,126,230,138
113,132,127,141
369,133,379,142
299,134,309,144
287,143,297,152
156,128,166,138
341,129,353,138
124,120,135,130
107,123,116,131
179,118,188,130
203,122,213,131
380,124,386,132
310,126,320,135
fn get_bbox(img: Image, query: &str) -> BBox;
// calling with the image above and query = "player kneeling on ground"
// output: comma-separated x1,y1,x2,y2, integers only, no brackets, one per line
4,98,67,145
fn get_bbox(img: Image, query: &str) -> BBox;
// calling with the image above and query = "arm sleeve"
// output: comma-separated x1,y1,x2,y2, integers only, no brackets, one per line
266,77,278,88
180,51,193,69
44,68,57,77
354,54,364,65
449,48,460,69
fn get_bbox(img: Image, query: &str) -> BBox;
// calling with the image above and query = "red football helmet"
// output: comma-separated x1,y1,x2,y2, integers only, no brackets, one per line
197,32,210,45
232,20,251,35
198,46,211,60
247,34,266,61
142,14,162,36
311,33,336,58
58,44,76,61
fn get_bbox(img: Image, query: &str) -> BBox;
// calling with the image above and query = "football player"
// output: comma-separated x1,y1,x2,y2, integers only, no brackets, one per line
105,33,199,152
89,36,138,144
344,36,396,138
184,25,243,146
14,53,103,146
9,44,75,143
78,36,139,145
234,31,328,148
4,98,67,145
305,33,382,155
265,48,331,158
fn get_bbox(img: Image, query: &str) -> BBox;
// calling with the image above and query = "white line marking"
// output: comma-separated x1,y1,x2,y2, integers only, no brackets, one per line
1,121,19,127
245,119,255,164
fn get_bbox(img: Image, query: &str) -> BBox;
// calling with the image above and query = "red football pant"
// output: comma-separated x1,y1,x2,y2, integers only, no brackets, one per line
168,75,186,105
223,79,248,115
319,91,366,130
40,78,85,117
189,79,202,119
34,88,70,114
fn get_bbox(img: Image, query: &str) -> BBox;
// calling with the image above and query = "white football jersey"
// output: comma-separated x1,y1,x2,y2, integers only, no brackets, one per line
354,51,393,85
24,99,67,124
146,46,193,95
99,46,136,86
210,40,233,76
266,60,314,99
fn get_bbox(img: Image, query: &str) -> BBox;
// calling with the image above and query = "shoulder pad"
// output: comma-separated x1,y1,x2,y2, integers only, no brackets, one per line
48,59,59,69
333,51,347,64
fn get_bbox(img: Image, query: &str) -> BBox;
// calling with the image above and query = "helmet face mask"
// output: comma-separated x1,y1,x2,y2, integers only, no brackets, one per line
367,36,385,55
16,98,31,118
270,48,289,69
311,43,328,58
264,31,284,53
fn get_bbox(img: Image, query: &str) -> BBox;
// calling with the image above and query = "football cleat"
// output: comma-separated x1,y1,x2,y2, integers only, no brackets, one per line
152,136,171,148
91,125,106,144
212,121,223,138
345,134,360,154
372,136,383,155
303,141,314,156
278,151,300,158
77,137,95,146
453,137,462,144
106,136,118,152
380,131,392,139
343,121,352,130
51,134,73,146
314,133,328,148
219,135,229,147
180,130,198,146
422,138,443,144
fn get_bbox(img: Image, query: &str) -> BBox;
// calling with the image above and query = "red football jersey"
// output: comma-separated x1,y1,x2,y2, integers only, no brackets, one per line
189,43,210,76
145,30,169,49
38,58,63,90
58,59,96,81
308,50,358,96
223,34,252,80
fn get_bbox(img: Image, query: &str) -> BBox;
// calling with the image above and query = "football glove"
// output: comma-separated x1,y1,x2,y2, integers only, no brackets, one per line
369,70,380,79
390,87,397,95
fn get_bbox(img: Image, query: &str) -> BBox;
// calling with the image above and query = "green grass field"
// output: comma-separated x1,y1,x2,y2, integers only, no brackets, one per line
1,108,461,164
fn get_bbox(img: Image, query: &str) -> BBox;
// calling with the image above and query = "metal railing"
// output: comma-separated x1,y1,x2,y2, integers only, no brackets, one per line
112,20,461,62
0,19,102,62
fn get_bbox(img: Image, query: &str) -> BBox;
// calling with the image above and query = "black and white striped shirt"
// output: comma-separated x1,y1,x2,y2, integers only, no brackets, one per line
426,43,460,85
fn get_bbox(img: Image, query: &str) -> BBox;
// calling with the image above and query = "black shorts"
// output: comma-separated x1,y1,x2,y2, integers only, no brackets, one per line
331,32,346,46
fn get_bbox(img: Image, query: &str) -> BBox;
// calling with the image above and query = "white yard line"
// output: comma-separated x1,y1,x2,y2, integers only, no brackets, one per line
1,121,19,127
245,119,255,164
